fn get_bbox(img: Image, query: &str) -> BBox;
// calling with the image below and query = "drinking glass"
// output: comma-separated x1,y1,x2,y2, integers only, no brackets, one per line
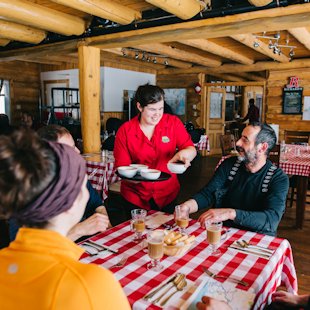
175,205,190,234
131,209,147,242
147,230,165,271
205,221,227,256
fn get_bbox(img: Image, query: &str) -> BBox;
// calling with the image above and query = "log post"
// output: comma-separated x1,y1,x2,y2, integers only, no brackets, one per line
78,45,101,153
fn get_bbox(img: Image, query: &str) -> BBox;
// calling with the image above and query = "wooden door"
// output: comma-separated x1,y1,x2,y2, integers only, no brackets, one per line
203,86,226,155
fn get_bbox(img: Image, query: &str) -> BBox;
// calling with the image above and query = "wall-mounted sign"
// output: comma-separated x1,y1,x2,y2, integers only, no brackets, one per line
282,87,303,115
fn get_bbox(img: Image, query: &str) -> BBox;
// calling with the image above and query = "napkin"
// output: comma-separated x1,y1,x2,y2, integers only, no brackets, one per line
183,277,255,310
145,213,174,229
229,241,273,259
79,244,111,259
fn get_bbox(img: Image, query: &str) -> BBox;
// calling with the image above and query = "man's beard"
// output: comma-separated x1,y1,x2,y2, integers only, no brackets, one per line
237,146,258,165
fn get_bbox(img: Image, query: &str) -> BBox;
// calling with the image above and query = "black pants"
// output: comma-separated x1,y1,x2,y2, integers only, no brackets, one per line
121,197,177,222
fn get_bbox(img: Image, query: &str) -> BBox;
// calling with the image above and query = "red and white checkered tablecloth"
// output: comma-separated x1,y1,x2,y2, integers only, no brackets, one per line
86,159,120,200
194,135,210,152
280,145,310,177
79,212,297,310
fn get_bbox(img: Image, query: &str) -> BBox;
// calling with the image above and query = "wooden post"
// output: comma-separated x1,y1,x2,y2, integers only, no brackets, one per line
78,45,101,153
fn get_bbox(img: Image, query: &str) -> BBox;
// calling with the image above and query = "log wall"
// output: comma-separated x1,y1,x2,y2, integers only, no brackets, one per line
266,68,310,140
0,61,40,124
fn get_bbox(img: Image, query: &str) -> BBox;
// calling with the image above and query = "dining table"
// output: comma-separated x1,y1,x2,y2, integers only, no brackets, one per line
83,152,120,201
280,144,310,229
79,211,297,310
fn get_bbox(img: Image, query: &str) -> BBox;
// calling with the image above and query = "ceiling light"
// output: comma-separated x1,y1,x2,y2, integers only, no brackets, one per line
253,41,260,48
153,57,157,64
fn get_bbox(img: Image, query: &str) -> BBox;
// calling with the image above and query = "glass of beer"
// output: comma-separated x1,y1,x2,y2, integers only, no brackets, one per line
205,221,227,256
131,209,147,242
147,230,165,271
175,205,190,234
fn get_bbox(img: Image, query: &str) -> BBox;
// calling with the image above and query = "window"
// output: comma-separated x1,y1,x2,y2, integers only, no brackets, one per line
0,80,10,116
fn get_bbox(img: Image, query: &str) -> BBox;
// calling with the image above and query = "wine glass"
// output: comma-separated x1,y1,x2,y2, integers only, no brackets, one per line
147,230,165,271
175,205,189,234
205,221,227,256
131,209,147,242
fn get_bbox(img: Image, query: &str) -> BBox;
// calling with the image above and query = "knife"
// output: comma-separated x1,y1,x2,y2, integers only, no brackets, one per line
84,240,118,254
229,245,271,259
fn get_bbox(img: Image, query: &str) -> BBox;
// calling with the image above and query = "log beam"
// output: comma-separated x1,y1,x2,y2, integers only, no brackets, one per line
0,20,46,44
85,4,310,48
180,39,254,65
231,34,290,62
78,45,101,153
133,43,221,67
145,0,204,20
0,38,10,46
0,0,85,36
158,58,310,75
288,27,310,50
50,0,141,25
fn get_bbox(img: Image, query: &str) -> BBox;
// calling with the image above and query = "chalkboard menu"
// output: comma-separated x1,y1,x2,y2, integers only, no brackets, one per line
282,87,303,114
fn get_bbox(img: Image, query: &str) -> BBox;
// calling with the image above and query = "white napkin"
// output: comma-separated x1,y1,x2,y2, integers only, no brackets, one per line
79,244,111,258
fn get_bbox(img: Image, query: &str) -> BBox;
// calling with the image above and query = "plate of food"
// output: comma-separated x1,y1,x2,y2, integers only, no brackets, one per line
163,231,196,256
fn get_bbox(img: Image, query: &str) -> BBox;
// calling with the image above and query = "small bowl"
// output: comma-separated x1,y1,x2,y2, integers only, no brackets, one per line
130,164,149,174
140,168,161,180
117,166,137,178
167,162,187,174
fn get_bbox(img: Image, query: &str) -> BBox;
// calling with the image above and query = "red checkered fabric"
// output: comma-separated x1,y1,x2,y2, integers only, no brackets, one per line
79,211,297,310
86,160,120,200
194,135,210,152
280,145,310,177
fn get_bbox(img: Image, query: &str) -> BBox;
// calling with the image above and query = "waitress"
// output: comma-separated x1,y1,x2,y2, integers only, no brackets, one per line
114,84,196,218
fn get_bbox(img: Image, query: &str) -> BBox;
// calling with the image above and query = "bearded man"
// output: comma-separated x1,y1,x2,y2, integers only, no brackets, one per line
178,123,288,236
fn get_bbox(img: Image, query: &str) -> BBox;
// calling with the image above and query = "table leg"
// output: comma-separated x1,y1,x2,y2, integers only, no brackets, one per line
295,176,308,229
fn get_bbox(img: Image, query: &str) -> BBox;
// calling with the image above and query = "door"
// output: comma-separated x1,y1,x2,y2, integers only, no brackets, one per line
204,87,226,155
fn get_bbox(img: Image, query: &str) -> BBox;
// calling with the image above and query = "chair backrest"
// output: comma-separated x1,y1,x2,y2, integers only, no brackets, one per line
188,128,205,144
106,117,123,134
284,130,310,145
268,144,280,166
220,134,236,156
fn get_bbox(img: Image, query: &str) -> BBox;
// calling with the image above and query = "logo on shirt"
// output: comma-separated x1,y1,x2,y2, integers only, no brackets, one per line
162,136,170,143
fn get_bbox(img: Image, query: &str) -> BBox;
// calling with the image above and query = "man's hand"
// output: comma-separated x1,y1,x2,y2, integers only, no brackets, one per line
272,291,309,308
198,208,236,227
196,296,231,310
67,213,110,241
174,199,198,216
95,205,112,228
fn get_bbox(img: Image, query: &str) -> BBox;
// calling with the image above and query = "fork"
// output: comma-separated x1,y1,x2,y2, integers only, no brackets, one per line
109,256,128,269
202,267,249,286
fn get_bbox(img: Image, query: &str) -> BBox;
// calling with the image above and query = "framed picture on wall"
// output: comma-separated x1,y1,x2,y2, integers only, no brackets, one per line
282,87,303,114
163,88,186,115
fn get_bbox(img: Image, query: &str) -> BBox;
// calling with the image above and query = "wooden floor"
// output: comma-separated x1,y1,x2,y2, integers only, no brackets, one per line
177,154,310,295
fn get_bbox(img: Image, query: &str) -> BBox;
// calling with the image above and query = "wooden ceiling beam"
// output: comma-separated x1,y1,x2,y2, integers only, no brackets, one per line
231,34,290,62
133,43,222,67
0,20,46,44
104,48,192,69
288,27,310,50
207,72,246,82
85,4,310,48
180,39,254,65
0,0,85,36
49,0,141,25
158,58,310,75
145,0,204,20
0,38,10,46
232,72,266,81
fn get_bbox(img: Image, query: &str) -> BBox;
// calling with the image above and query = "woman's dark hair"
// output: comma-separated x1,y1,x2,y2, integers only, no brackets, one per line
134,84,165,108
37,124,70,141
251,122,276,155
0,129,58,227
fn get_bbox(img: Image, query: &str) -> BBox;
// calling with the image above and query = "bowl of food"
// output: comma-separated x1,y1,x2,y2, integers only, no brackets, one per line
167,162,187,174
163,231,195,256
130,164,149,174
117,166,138,178
140,168,161,180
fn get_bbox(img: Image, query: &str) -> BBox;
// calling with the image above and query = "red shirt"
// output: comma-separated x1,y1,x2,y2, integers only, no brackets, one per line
114,114,194,210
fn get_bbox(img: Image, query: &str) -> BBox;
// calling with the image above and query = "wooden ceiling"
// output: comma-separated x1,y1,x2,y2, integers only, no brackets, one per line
1,0,310,80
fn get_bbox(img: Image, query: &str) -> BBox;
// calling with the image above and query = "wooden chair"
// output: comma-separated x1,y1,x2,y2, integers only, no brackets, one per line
284,130,310,145
220,134,236,156
268,144,280,166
